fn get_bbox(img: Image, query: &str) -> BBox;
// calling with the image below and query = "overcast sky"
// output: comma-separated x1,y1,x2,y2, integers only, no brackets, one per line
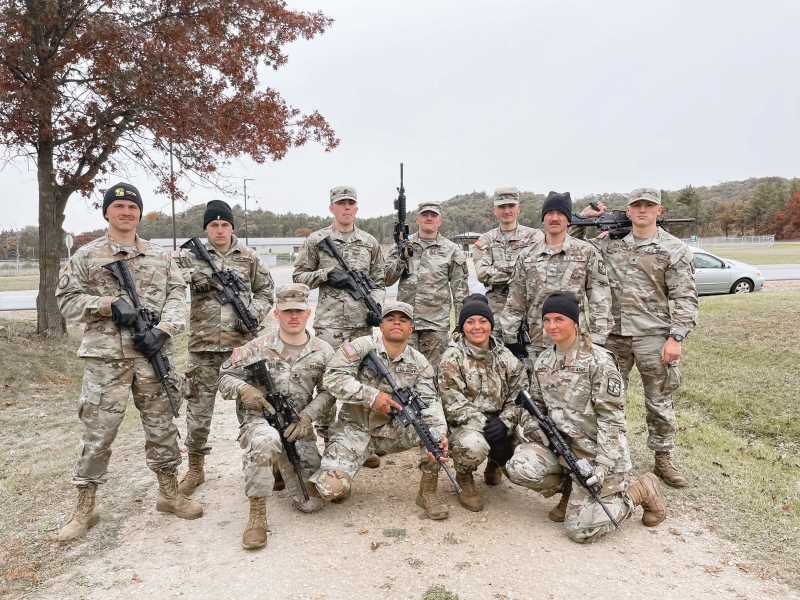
2,0,799,234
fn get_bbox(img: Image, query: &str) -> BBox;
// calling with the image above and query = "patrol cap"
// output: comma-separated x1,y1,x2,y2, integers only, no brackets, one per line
417,202,442,215
381,300,414,320
275,283,311,311
493,186,520,206
330,185,357,203
627,188,661,206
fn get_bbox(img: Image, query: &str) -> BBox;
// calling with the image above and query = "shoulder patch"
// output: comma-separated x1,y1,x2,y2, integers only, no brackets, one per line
58,274,70,289
230,347,242,366
342,341,359,362
606,376,622,397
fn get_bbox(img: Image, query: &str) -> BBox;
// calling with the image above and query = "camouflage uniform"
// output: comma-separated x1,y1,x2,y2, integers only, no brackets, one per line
438,334,527,473
173,234,274,456
506,336,634,542
217,327,333,500
384,232,468,367
499,234,612,363
56,234,186,485
309,333,445,500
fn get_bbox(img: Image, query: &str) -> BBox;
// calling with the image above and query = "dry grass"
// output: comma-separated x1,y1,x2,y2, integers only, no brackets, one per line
0,275,39,292
702,241,800,265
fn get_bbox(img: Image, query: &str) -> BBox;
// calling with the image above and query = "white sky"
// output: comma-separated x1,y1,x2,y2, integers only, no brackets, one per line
2,0,799,233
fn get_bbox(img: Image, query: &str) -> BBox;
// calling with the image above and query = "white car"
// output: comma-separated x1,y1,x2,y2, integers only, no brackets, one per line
689,247,765,295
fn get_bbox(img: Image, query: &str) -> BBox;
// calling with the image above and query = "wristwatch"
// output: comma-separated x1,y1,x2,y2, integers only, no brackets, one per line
669,333,685,343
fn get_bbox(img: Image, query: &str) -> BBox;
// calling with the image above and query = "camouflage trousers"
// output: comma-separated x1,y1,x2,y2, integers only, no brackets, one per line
184,351,228,456
238,414,321,499
408,330,450,369
72,357,181,487
485,287,509,327
449,426,490,473
606,334,680,452
310,419,438,501
506,442,634,543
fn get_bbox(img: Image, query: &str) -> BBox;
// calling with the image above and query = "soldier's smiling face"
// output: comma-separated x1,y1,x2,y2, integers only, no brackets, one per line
330,199,358,228
626,200,662,228
416,210,442,236
494,202,519,227
206,219,233,249
105,200,141,233
543,313,577,346
462,315,492,348
380,312,413,343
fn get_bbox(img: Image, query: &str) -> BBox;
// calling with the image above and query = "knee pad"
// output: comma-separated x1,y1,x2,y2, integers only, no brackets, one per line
315,470,352,502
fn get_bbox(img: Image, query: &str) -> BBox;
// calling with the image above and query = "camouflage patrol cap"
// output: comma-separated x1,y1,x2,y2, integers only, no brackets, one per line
417,202,442,215
493,187,520,206
628,188,661,206
330,185,357,203
381,300,414,320
275,283,311,311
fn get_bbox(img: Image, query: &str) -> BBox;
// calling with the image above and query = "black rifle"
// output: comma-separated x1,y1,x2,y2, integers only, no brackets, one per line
516,318,533,374
180,236,259,335
363,350,462,495
517,390,620,528
318,236,382,317
394,162,412,267
571,209,694,240
104,259,180,418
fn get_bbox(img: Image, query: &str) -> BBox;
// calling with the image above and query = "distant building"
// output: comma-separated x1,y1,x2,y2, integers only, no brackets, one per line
149,237,306,265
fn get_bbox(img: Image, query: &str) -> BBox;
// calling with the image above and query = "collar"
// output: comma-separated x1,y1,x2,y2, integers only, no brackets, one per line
375,335,412,364
537,233,575,256
105,233,147,257
207,234,242,257
623,227,662,247
411,232,441,246
328,224,362,242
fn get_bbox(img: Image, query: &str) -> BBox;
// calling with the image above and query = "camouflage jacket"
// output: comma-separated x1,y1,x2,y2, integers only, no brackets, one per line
322,334,445,439
473,224,544,288
384,233,468,331
587,228,698,338
522,336,631,492
217,327,334,424
293,225,385,331
173,235,274,353
499,234,613,348
56,233,186,359
438,334,526,433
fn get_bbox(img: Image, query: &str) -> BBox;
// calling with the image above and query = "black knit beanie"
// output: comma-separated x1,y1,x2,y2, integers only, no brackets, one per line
103,182,143,220
541,191,572,223
458,294,494,331
203,200,235,229
541,291,580,324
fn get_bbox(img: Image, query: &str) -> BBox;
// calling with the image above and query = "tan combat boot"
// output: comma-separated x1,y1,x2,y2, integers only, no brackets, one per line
56,484,99,542
483,459,503,486
242,496,268,549
177,453,205,496
628,473,667,527
156,472,203,519
654,451,688,488
456,471,484,512
548,477,572,523
415,469,449,520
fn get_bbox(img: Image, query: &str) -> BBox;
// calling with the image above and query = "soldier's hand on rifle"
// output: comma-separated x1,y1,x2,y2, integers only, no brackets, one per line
366,308,382,327
372,391,402,415
284,413,314,442
585,464,608,491
426,434,449,463
327,268,352,289
111,298,138,327
239,383,275,414
580,201,607,218
133,327,169,358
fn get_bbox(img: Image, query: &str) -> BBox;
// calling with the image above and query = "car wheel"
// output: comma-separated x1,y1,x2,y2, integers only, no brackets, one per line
731,278,754,294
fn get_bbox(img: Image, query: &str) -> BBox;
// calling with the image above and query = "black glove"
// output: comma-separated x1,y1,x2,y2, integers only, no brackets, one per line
111,298,138,327
483,415,509,445
133,327,170,358
505,342,528,362
366,308,382,327
327,269,352,289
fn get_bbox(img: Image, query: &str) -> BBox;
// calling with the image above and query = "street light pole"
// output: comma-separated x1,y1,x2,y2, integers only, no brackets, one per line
169,139,177,250
243,177,255,247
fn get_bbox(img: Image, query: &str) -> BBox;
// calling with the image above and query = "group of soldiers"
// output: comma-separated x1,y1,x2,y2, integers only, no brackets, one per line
54,179,698,549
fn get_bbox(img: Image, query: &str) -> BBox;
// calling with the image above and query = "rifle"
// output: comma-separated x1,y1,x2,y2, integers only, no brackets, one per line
318,236,382,317
103,259,181,418
180,236,259,335
517,390,620,529
393,162,413,270
571,209,694,240
363,350,462,495
516,318,533,375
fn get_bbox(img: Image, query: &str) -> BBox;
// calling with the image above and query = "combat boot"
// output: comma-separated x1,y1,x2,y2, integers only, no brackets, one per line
156,472,203,519
177,453,205,496
653,451,689,488
483,459,503,486
456,471,483,512
628,473,666,527
56,484,99,542
548,477,572,523
363,453,381,469
242,496,268,549
415,469,449,520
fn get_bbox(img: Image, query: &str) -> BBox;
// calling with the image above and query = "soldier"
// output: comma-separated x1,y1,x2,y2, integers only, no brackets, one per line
506,292,666,542
293,185,385,468
173,200,275,496
217,284,333,549
309,301,451,520
500,191,612,367
384,201,468,368
55,182,201,542
576,189,698,487
473,187,544,318
438,294,527,512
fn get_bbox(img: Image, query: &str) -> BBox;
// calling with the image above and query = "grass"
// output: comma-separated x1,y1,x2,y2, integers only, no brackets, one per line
0,275,39,292
625,290,800,587
702,241,800,265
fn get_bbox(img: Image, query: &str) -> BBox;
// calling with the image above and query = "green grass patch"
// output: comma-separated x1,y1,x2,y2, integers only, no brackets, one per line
422,585,460,600
0,274,39,291
702,241,800,265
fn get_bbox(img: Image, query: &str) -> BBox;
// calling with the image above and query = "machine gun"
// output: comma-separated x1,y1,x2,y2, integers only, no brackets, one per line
363,350,462,495
104,259,181,418
517,390,620,529
394,162,413,270
318,236,382,318
571,209,694,240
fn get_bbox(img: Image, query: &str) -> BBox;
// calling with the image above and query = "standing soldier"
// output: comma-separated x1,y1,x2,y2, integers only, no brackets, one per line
384,201,468,368
173,200,275,496
55,182,201,542
473,187,544,319
576,189,699,487
217,284,333,549
500,191,612,366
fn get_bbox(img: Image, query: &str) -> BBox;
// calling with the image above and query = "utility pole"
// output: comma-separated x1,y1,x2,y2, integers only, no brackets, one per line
243,177,255,247
169,139,177,250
